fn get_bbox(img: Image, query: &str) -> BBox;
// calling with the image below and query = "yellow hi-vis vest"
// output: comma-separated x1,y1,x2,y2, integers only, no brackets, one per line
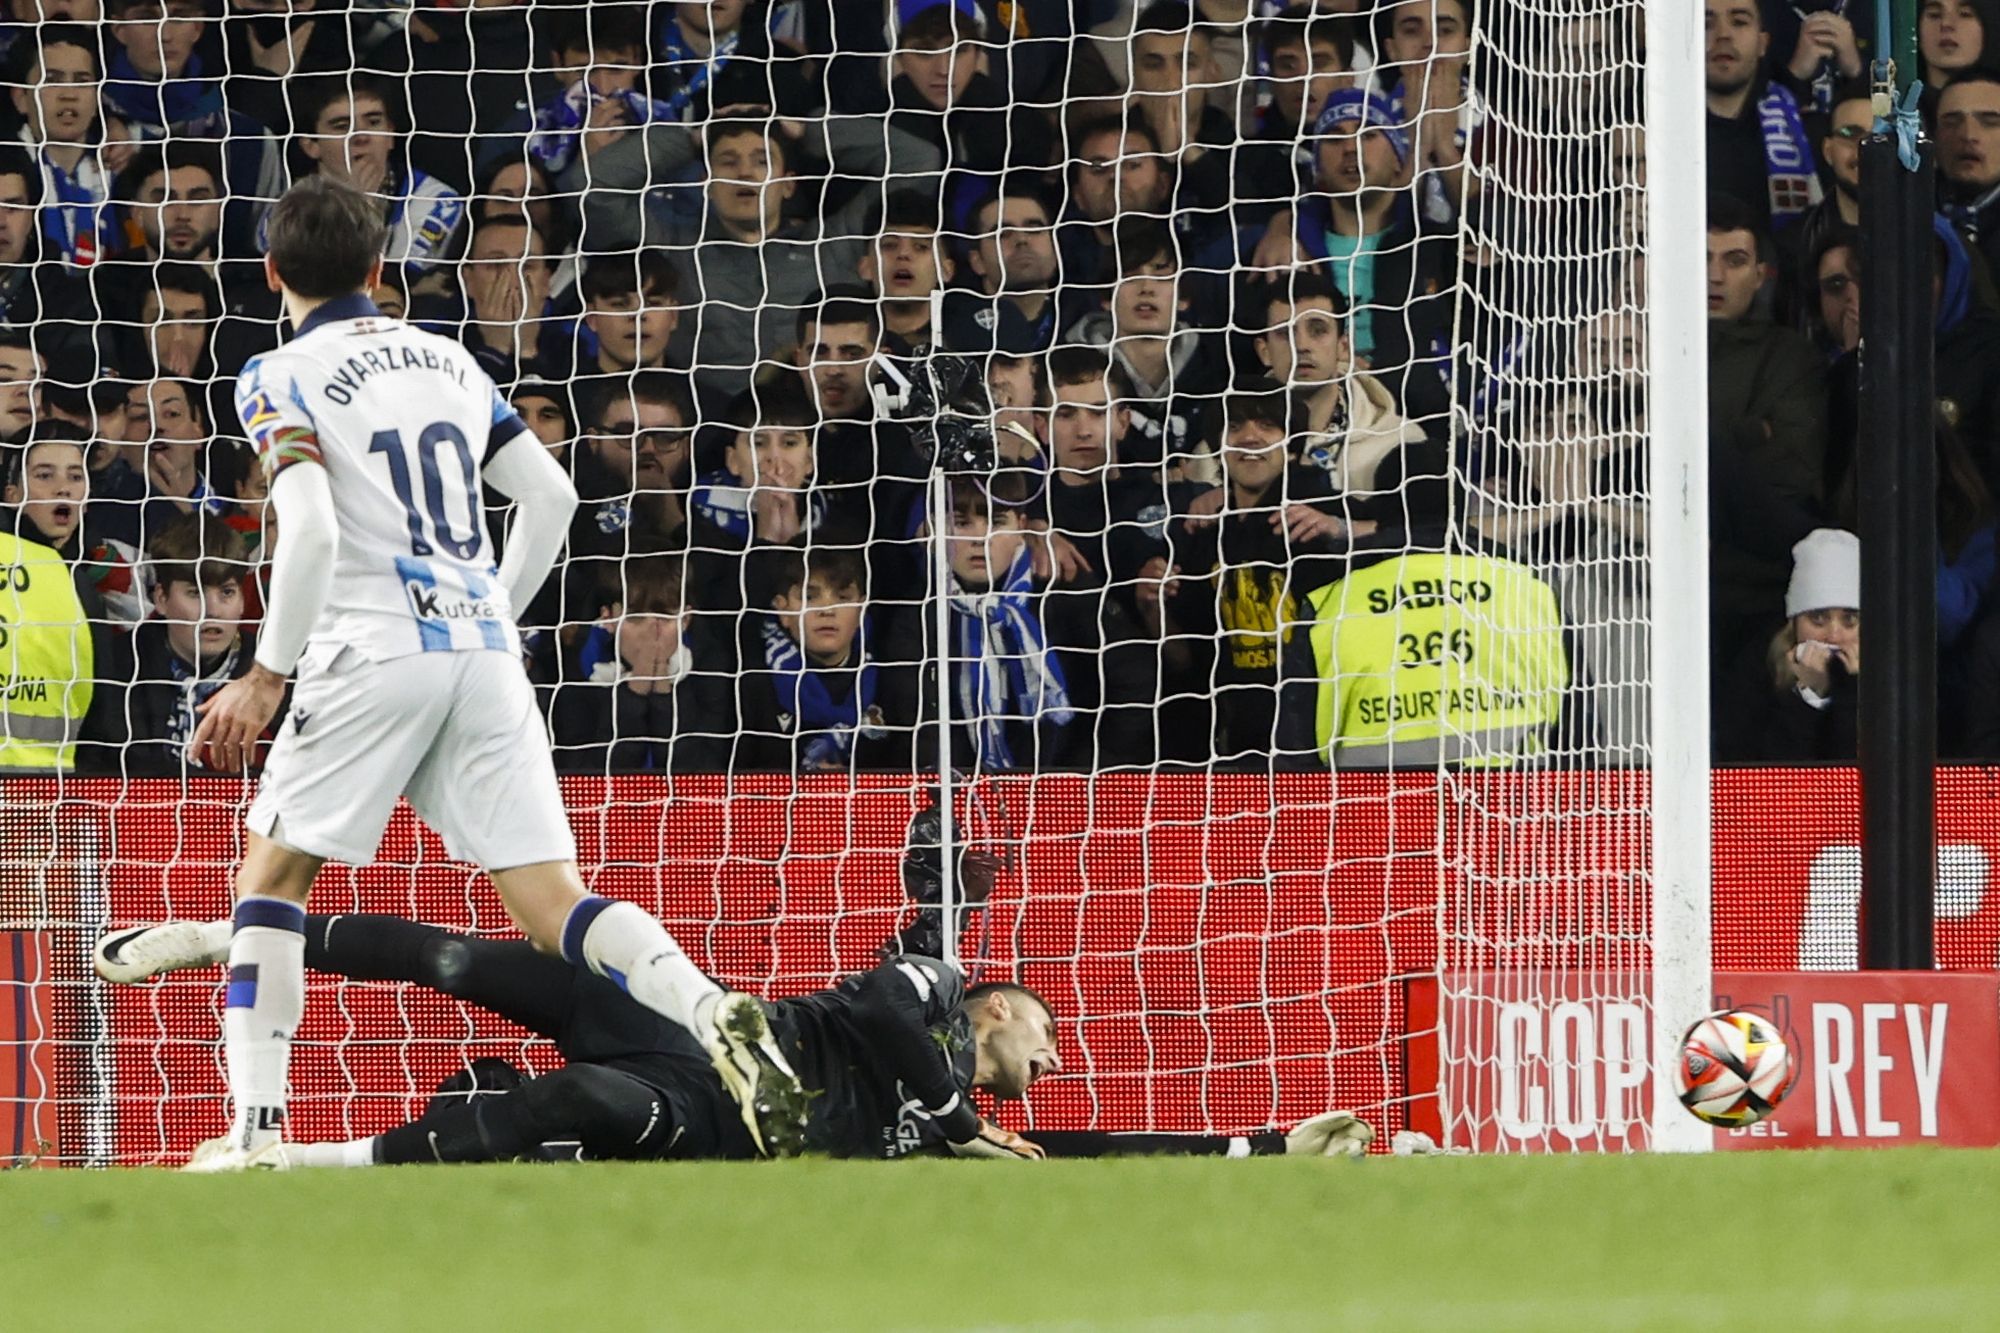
0,532,93,773
1303,551,1567,768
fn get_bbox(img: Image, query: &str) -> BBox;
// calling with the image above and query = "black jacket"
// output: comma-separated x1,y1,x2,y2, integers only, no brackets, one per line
1948,597,2000,759
771,955,979,1158
1721,674,1859,763
730,616,913,773
399,4,543,189
812,418,928,546
132,620,261,772
940,288,1061,357
91,619,273,776
1163,470,1349,761
884,71,1055,175
1707,84,1781,234
0,260,95,384
1713,624,1858,763
540,616,735,773
1707,317,1828,663
1037,471,1215,768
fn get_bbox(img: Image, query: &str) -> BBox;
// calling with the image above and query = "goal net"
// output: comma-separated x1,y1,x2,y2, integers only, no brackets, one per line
0,0,1704,1164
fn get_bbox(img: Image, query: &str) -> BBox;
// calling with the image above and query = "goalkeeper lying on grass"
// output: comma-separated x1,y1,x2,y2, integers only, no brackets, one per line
97,913,1369,1167
98,793,1370,1168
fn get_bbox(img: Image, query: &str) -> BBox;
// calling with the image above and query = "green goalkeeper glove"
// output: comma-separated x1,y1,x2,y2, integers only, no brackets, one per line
1284,1111,1375,1159
949,1119,1045,1160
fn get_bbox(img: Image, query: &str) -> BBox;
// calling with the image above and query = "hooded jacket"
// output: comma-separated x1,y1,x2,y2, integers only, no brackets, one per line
1310,370,1434,507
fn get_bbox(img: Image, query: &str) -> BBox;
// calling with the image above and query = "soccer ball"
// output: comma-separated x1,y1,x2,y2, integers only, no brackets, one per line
1674,1010,1798,1127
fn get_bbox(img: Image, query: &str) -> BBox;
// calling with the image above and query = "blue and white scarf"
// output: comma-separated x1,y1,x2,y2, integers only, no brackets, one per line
102,49,227,134
527,79,679,175
759,614,881,769
184,478,231,518
947,545,1072,771
657,18,742,123
163,636,242,757
1755,83,1823,228
691,468,825,543
22,130,108,267
1787,0,1855,113
580,623,693,687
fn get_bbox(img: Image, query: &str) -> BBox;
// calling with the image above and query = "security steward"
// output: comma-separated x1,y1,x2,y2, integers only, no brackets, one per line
1279,544,1569,768
0,525,93,772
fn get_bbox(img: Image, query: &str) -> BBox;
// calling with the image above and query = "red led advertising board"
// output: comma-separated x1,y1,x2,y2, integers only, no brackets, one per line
3,769,1997,1160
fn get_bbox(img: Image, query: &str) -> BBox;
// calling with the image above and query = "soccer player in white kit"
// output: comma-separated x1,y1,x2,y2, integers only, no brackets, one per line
155,177,809,1169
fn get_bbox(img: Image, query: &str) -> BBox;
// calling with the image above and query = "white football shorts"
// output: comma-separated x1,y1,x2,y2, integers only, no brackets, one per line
248,644,577,869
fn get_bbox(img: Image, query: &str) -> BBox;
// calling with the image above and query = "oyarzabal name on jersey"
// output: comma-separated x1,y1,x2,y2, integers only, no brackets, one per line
405,581,498,622
322,344,469,404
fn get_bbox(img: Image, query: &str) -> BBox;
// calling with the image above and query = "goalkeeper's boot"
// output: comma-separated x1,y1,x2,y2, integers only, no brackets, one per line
702,992,810,1159
180,1136,292,1173
94,920,230,984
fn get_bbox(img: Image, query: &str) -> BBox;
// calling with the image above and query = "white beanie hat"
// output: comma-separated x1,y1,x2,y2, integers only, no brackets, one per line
1785,528,1861,617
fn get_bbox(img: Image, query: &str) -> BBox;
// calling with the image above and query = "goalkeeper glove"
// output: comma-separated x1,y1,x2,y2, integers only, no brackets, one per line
948,1119,1045,1161
1284,1110,1376,1159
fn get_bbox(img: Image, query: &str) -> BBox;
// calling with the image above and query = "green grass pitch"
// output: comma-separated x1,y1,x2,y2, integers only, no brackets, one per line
6,1150,1995,1331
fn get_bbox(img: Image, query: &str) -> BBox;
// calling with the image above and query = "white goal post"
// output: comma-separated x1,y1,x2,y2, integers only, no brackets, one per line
1642,0,1715,1156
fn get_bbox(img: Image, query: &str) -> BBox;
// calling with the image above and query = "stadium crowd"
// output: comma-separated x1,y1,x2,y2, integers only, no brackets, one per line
0,0,1983,775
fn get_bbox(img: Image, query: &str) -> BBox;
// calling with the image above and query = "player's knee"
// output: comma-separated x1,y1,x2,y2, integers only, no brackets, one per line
237,830,322,904
522,1065,641,1139
418,936,476,996
488,862,588,954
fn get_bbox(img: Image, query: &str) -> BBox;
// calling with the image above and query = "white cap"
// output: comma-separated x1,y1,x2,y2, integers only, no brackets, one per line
1785,527,1861,617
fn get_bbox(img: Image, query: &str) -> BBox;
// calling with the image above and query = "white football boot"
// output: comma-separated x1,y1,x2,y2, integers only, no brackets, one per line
181,1136,293,1173
94,920,230,984
701,992,810,1159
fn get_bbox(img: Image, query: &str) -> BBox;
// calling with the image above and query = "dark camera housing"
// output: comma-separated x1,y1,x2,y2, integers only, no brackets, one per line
871,352,1000,475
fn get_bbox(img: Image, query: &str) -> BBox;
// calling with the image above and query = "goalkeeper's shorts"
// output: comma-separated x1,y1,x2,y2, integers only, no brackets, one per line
248,643,577,870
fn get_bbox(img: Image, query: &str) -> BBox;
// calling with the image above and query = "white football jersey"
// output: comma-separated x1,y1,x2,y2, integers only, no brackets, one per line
235,294,531,663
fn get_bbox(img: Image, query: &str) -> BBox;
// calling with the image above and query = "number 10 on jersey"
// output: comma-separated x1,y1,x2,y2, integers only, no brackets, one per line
369,423,484,561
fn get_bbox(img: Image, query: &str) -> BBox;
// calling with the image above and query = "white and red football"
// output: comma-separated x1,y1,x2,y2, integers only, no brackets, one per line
1674,1010,1798,1128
